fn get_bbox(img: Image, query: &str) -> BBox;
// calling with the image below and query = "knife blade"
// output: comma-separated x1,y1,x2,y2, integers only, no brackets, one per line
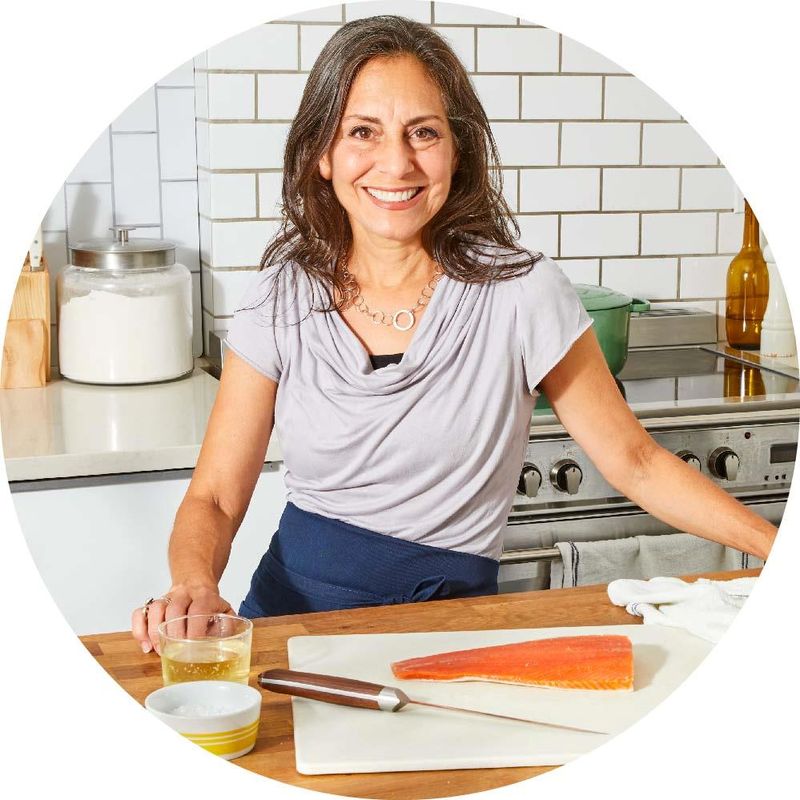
258,668,608,735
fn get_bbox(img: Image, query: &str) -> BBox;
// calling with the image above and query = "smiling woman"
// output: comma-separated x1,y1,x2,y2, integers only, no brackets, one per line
131,15,777,651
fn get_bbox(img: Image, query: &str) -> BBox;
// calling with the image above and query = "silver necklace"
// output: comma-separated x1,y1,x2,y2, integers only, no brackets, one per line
341,261,443,332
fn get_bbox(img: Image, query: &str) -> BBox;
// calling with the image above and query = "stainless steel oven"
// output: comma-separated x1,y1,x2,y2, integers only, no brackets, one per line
498,313,800,593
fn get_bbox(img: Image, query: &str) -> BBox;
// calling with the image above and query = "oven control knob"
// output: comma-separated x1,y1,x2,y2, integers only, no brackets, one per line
676,450,702,471
708,447,740,480
551,460,583,495
517,463,542,497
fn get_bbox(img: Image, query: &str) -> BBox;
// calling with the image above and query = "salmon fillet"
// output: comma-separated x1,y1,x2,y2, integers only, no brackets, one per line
390,634,634,691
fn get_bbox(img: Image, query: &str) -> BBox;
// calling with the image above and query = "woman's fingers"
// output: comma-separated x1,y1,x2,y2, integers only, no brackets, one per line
131,602,150,652
131,589,236,655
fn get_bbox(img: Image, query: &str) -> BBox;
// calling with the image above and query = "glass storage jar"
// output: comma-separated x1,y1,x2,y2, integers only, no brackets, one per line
57,226,193,384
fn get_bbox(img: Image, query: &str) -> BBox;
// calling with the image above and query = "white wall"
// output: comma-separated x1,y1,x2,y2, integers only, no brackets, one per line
41,1,762,359
39,59,202,367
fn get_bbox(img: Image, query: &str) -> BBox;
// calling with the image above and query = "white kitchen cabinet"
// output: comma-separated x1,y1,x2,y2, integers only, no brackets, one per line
11,464,286,636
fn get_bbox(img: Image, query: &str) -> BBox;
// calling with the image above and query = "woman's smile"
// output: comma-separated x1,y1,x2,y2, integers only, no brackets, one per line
362,185,426,209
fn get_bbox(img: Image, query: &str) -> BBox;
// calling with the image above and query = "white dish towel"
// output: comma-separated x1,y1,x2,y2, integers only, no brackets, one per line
607,576,757,643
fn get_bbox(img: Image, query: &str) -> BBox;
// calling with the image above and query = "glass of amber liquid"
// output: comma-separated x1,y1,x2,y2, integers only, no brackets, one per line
158,614,253,686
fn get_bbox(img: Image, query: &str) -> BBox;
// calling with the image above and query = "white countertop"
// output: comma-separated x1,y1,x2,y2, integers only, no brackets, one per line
0,364,282,482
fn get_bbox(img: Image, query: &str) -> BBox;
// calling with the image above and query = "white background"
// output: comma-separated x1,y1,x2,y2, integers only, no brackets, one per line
0,1,797,798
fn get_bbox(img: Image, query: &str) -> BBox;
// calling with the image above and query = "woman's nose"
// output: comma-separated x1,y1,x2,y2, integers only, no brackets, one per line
375,135,415,178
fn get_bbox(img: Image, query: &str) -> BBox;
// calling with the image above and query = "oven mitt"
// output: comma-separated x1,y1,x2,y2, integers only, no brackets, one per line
607,576,756,643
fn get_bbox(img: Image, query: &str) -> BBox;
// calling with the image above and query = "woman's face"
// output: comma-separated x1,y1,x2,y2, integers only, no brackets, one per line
319,54,458,247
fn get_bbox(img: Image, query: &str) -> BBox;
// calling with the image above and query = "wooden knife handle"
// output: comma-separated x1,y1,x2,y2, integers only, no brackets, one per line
258,668,407,712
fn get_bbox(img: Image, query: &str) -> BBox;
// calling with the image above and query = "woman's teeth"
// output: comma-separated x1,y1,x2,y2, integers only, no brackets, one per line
365,187,421,202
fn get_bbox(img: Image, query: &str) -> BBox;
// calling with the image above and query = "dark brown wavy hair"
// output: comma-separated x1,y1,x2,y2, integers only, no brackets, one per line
258,14,541,311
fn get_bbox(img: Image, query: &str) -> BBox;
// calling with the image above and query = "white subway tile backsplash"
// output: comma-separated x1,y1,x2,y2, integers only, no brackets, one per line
191,272,203,356
111,134,161,225
560,36,626,74
718,211,744,253
199,215,212,264
642,123,717,165
158,59,195,87
515,215,559,257
602,168,679,211
477,28,559,72
433,26,475,71
204,310,230,354
211,220,281,267
208,123,290,170
561,213,639,257
112,88,157,132
490,122,558,166
43,232,68,317
258,172,284,218
434,3,517,24
521,76,602,120
602,257,678,300
641,212,717,255
207,24,298,70
555,258,600,284
680,255,729,298
471,75,519,119
194,69,209,120
162,181,200,271
604,77,681,120
201,263,214,311
211,268,264,316
67,131,112,183
158,88,198,180
681,168,737,210
345,1,431,22
519,168,599,212
278,5,343,22
301,25,341,70
198,170,210,217
561,123,640,165
195,121,210,170
207,74,255,120
209,173,257,219
65,183,113,241
258,74,309,120
42,187,66,231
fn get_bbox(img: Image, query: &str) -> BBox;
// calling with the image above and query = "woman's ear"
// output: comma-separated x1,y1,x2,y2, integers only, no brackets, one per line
319,151,332,181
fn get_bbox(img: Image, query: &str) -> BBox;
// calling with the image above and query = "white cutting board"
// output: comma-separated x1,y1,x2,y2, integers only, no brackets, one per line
286,624,713,775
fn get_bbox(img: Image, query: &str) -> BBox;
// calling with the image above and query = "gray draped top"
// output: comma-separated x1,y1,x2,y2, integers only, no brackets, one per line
226,251,593,560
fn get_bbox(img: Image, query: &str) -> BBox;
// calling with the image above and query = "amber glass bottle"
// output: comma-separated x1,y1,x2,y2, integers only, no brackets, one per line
725,200,769,350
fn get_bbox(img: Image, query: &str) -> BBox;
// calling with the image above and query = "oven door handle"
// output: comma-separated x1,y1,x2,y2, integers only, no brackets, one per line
500,546,562,564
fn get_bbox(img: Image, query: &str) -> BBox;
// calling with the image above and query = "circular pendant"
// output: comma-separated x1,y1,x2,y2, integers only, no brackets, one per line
392,309,415,332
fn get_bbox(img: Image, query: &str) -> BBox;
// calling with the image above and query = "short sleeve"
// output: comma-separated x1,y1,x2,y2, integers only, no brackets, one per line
225,267,284,383
515,256,594,395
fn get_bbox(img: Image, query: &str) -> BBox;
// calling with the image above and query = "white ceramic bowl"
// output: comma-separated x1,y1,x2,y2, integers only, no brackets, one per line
145,680,262,760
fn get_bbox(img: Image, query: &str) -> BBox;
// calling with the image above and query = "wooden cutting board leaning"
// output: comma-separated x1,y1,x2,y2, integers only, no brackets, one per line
2,227,51,389
286,624,713,774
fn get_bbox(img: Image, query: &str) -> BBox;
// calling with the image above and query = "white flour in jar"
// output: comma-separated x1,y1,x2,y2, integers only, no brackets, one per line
58,288,193,384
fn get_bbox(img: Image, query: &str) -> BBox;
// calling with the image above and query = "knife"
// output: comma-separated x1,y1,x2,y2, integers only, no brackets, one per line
258,669,608,735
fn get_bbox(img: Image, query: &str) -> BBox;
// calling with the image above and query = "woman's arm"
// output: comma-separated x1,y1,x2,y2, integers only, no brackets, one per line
538,328,777,561
131,350,278,652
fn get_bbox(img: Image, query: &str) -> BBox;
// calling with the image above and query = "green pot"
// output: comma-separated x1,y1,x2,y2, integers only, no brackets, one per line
574,285,650,375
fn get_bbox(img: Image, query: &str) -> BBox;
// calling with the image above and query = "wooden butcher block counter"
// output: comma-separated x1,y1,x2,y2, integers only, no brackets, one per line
81,569,759,800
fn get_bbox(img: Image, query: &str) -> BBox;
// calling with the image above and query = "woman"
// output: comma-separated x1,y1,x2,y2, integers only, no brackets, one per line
132,16,775,653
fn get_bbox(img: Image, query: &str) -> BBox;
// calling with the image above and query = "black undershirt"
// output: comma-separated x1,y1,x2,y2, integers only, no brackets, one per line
369,352,404,370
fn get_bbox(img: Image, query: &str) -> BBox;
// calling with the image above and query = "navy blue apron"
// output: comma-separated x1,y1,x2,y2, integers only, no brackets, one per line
238,502,499,618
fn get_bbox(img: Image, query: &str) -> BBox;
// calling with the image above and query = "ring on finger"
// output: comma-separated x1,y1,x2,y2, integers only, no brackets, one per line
141,595,171,622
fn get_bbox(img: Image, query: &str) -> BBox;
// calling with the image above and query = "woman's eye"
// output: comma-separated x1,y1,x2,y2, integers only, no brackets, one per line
349,126,374,140
411,127,439,141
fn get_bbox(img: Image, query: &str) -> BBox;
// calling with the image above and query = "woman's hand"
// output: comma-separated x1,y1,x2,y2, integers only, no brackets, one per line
131,584,235,655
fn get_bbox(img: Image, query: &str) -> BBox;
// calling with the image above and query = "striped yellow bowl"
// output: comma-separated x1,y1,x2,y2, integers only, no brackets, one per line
145,681,262,760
